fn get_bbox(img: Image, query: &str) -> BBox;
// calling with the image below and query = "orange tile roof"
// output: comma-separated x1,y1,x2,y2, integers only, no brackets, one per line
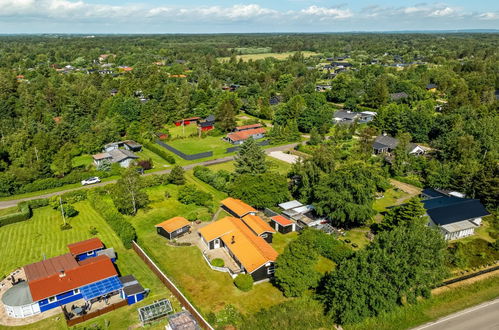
235,123,263,131
241,214,276,235
67,237,104,256
28,256,117,301
198,217,278,273
271,215,294,226
221,197,256,217
226,128,266,142
155,217,190,233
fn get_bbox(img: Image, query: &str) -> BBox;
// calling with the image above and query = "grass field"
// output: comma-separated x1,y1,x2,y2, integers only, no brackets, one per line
137,146,172,171
168,135,232,156
219,51,318,62
0,206,17,217
169,123,199,138
0,201,179,329
373,188,408,213
205,156,291,176
71,154,93,168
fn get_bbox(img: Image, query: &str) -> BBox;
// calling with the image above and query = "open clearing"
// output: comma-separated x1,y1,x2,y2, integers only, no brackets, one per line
219,51,319,62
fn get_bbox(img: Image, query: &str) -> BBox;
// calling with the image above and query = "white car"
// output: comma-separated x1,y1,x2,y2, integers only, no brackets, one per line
81,177,101,186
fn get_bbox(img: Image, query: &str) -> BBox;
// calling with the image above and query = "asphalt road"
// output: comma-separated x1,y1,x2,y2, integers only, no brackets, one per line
412,298,499,330
0,142,300,209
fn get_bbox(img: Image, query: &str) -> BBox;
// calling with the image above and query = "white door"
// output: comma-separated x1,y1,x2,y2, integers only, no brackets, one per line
214,239,220,248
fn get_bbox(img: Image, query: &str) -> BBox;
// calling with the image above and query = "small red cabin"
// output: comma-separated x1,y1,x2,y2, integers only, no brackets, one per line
174,117,201,126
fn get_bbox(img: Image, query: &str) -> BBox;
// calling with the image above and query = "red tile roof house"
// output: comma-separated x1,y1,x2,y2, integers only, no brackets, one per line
225,127,266,145
1,238,145,319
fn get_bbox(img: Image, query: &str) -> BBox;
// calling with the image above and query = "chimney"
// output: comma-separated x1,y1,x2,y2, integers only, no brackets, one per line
59,270,66,278
231,236,235,244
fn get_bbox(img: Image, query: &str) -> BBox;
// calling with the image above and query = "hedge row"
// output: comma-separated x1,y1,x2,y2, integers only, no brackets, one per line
87,191,137,249
19,170,110,194
143,142,176,164
0,198,49,228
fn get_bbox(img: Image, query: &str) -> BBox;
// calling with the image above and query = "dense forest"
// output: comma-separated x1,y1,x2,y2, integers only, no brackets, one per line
0,33,497,210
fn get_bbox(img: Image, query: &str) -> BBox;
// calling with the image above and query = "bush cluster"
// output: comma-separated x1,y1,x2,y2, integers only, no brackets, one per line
87,191,137,248
193,166,231,192
143,142,176,164
234,274,254,292
211,258,225,267
18,170,111,195
178,184,213,207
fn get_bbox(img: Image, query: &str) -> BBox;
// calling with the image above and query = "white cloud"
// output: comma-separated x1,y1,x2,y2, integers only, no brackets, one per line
0,0,496,30
477,12,499,20
301,5,353,20
429,7,456,17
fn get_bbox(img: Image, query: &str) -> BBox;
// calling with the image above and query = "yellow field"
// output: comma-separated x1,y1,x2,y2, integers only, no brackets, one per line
219,51,319,62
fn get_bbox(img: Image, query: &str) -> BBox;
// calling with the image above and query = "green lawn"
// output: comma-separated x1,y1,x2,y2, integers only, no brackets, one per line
168,135,232,155
169,123,199,138
373,188,408,213
0,206,17,217
345,274,499,330
137,146,172,171
272,232,298,254
71,154,93,168
201,157,291,176
219,51,318,62
343,227,371,249
0,201,179,329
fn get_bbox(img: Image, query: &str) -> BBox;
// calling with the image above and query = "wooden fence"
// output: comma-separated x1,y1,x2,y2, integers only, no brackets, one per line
132,241,214,330
65,299,128,326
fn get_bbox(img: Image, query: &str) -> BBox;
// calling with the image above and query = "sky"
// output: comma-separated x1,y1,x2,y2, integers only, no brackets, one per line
0,0,498,34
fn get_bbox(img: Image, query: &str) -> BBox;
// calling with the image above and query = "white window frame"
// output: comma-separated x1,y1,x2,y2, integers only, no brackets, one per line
267,265,275,275
48,296,57,303
73,288,80,295
261,233,268,238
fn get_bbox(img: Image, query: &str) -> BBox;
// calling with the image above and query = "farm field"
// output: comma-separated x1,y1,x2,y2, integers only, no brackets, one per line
219,51,319,62
0,201,179,329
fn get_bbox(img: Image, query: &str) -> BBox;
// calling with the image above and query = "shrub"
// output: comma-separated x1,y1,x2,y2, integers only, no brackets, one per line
59,204,79,217
60,223,72,231
0,198,49,227
169,165,186,185
211,258,225,267
178,185,213,207
234,274,253,292
89,226,99,235
193,166,230,192
138,159,153,170
60,190,87,203
143,142,176,164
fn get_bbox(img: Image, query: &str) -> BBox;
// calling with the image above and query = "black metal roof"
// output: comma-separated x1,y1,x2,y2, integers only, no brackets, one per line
421,188,447,199
424,198,489,225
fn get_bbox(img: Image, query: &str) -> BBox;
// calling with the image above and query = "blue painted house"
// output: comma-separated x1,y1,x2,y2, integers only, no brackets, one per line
1,238,144,319
68,237,104,261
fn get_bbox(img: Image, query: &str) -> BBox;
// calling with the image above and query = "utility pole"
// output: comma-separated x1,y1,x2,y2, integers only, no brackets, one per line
59,197,66,225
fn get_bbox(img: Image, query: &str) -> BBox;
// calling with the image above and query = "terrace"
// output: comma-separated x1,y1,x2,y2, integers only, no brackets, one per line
62,292,125,326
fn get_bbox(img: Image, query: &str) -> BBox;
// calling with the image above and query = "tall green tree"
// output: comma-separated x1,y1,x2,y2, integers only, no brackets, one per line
322,222,447,324
169,165,186,185
314,162,388,227
111,168,149,215
216,98,237,132
377,197,426,232
234,138,267,175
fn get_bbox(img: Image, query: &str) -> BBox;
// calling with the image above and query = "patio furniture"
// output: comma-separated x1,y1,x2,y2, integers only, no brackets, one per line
73,307,83,315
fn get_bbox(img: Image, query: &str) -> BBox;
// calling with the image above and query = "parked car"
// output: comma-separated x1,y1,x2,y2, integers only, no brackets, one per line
81,177,101,186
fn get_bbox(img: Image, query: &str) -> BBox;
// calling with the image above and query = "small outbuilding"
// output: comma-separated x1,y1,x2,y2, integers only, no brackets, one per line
120,275,146,305
155,217,191,240
270,215,296,234
67,237,104,261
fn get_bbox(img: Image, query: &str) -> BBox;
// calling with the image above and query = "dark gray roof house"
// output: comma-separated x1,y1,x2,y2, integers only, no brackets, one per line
390,92,409,101
422,195,489,240
333,110,359,124
373,135,428,155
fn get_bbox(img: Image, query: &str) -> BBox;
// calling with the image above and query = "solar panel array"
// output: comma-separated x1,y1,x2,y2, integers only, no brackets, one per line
80,276,123,300
138,299,173,323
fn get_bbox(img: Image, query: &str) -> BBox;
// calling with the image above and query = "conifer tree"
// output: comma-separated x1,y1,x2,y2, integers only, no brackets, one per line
234,138,267,175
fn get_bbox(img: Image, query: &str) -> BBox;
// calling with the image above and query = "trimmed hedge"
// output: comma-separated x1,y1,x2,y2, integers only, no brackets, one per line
211,258,225,267
0,198,49,228
18,170,110,194
87,191,137,249
234,274,254,292
143,142,176,164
